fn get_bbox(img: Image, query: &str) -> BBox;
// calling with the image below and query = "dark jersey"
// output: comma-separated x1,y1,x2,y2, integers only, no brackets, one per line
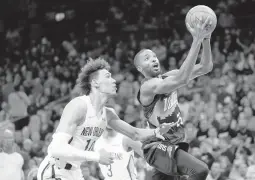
138,77,185,145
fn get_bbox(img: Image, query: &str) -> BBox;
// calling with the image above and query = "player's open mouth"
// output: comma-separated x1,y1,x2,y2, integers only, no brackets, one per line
113,85,117,91
152,63,159,70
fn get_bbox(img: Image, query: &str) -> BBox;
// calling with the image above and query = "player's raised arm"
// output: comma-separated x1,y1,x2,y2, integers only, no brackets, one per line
141,18,211,95
163,36,213,80
48,98,113,165
106,108,175,142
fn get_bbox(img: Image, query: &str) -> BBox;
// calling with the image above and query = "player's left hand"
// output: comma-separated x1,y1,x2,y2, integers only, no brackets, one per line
154,122,177,140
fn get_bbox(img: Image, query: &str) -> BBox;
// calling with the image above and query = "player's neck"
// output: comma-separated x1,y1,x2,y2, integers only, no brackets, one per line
89,92,109,113
144,74,161,79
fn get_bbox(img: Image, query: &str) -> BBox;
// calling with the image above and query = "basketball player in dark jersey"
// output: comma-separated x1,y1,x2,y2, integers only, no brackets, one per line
134,19,214,180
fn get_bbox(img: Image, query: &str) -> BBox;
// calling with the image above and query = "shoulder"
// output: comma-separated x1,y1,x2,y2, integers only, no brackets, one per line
61,96,88,124
141,78,162,93
65,96,87,110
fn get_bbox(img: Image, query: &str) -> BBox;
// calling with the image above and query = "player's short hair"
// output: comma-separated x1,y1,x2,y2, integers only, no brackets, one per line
133,49,148,68
77,58,110,95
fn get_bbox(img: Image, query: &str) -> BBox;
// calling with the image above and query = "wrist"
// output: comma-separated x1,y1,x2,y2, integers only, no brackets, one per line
203,37,211,41
192,37,203,44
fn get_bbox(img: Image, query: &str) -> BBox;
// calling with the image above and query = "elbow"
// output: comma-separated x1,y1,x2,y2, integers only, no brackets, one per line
207,62,214,72
180,77,190,85
202,62,214,74
178,70,191,85
179,75,190,85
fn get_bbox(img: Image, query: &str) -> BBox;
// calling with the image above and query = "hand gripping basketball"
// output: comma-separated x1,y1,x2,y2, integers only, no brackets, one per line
186,16,212,41
154,122,177,140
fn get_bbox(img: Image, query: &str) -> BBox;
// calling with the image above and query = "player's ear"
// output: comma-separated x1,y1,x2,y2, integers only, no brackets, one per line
136,65,142,72
91,79,99,88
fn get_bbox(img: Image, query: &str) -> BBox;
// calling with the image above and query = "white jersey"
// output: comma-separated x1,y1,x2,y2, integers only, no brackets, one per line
94,133,137,180
48,95,108,168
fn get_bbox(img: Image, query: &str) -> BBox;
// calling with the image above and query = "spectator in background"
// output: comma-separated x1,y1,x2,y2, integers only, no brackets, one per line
0,129,24,180
229,160,247,180
167,56,178,71
206,161,222,180
246,165,255,180
27,167,38,180
0,102,11,122
118,72,136,107
151,40,167,62
178,96,190,122
218,8,235,28
2,73,15,102
188,92,205,123
8,84,31,118
196,118,209,141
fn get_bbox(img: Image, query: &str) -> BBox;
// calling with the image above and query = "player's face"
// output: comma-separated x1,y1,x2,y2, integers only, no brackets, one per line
95,69,117,96
138,50,161,77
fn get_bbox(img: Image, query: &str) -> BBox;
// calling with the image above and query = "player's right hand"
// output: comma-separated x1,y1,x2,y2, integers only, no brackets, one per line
98,149,114,165
186,16,212,41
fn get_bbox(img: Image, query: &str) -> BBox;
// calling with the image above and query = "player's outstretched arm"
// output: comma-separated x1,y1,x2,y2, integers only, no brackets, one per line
106,108,175,142
163,37,213,80
48,98,112,164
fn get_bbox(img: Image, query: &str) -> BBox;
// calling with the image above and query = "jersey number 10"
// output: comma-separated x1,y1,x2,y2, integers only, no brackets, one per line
84,139,95,151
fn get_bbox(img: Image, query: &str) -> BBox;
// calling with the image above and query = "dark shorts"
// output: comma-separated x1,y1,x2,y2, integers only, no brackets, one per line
143,140,189,177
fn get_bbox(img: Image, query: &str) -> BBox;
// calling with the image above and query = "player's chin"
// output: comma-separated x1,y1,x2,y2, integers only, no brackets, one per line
151,69,161,76
109,91,117,96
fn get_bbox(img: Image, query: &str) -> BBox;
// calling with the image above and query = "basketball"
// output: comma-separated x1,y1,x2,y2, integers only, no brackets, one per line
185,5,217,35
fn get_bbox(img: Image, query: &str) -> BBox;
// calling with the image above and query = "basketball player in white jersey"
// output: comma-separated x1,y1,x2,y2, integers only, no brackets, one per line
94,126,143,180
37,58,175,180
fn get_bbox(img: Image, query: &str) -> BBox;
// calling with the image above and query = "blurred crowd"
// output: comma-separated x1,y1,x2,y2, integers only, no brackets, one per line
1,0,255,180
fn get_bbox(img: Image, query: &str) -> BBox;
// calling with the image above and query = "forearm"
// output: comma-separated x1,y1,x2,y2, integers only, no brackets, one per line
134,128,155,142
200,38,213,69
48,133,100,162
49,143,99,162
178,38,202,81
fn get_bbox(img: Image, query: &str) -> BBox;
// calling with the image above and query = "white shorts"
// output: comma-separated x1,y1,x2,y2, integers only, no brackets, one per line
37,157,83,180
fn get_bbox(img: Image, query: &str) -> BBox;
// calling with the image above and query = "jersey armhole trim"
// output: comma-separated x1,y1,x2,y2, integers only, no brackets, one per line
137,89,158,108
